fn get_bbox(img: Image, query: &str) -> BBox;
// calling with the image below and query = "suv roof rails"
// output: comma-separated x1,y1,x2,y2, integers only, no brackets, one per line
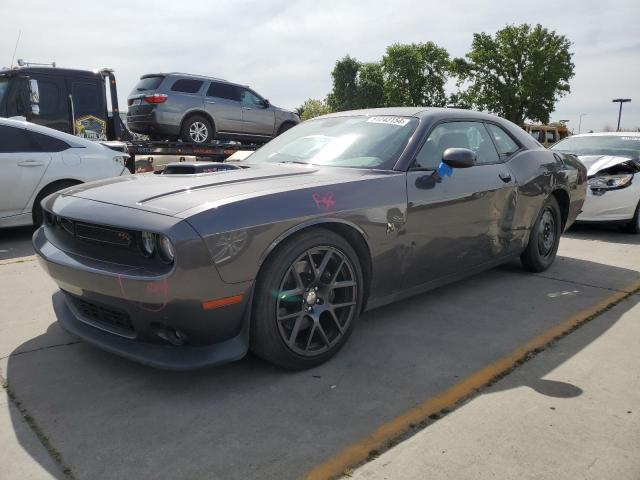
166,72,228,82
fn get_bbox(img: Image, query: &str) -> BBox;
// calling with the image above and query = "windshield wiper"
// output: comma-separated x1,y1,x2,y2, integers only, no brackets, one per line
278,161,309,165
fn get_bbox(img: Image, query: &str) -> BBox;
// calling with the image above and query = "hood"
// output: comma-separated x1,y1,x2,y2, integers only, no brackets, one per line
62,163,368,217
578,155,639,177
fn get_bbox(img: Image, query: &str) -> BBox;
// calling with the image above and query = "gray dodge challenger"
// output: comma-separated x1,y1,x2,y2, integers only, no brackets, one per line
34,108,587,370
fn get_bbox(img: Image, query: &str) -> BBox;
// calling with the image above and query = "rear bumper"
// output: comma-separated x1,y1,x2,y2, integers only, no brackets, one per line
127,110,180,137
33,224,253,370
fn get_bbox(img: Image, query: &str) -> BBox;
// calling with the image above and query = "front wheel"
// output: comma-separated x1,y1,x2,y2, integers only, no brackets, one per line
250,229,364,370
622,201,640,234
520,196,562,272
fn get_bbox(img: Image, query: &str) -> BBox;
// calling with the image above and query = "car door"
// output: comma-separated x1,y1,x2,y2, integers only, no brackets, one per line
403,120,518,289
67,80,107,140
0,124,52,219
204,82,244,134
240,88,275,137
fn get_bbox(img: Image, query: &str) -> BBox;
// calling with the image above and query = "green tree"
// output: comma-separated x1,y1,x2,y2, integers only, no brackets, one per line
382,42,450,107
357,62,385,108
453,24,574,125
327,55,361,112
297,98,332,121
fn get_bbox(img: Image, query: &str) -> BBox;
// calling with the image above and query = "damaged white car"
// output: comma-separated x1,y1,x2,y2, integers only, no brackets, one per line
552,132,640,233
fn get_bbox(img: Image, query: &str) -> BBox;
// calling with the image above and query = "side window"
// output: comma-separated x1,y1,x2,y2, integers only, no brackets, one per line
414,121,499,169
486,123,520,157
37,81,60,117
206,82,240,101
0,125,37,152
29,131,69,152
545,130,557,144
72,83,101,118
171,79,203,94
241,89,264,107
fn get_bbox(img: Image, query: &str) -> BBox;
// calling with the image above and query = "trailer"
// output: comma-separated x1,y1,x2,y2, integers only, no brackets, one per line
0,65,259,172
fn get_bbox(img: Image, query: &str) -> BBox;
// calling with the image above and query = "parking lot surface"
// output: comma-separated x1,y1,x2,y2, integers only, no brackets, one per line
1,225,639,479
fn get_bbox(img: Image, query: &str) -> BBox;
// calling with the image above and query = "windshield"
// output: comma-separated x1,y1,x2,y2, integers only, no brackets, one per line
551,135,640,160
0,77,8,104
242,115,418,169
133,76,164,92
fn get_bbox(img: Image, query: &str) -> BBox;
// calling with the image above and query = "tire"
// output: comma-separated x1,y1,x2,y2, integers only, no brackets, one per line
32,181,80,226
622,201,640,234
277,122,294,136
520,196,562,272
180,115,213,144
250,228,364,370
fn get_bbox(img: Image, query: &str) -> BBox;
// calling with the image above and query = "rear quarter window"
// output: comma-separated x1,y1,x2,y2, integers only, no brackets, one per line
29,131,70,152
171,79,204,94
134,76,165,92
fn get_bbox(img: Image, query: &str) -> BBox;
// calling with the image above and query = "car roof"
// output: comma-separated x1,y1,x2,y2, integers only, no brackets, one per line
570,131,640,138
0,117,103,148
319,107,507,122
141,72,237,84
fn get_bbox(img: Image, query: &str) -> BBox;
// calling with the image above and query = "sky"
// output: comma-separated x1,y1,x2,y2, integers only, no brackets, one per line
1,0,639,133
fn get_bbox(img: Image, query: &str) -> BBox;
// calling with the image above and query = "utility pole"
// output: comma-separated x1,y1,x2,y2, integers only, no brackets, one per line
578,113,587,134
612,99,631,131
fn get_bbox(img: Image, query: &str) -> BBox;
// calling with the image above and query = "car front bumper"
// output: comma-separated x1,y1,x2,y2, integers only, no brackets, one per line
33,222,253,370
576,183,640,223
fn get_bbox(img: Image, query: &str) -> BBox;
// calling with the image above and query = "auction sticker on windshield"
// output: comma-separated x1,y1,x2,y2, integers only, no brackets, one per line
366,116,411,126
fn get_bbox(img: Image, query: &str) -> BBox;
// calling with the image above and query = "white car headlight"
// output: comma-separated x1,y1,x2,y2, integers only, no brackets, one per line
588,174,633,190
140,231,155,257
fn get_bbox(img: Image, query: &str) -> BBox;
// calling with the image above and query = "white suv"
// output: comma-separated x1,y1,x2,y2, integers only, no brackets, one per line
0,117,129,228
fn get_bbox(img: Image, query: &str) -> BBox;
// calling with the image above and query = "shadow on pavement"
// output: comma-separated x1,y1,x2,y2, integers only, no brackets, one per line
0,226,36,261
4,257,639,480
565,223,640,246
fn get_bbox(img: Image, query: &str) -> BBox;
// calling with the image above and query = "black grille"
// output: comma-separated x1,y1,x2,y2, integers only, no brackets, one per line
75,222,133,246
71,296,134,335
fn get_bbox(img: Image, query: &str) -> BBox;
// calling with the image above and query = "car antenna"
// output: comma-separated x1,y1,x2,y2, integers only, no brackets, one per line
10,29,21,68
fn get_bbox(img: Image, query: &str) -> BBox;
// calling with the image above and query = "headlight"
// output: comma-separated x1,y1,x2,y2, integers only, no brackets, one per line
157,235,175,263
588,174,633,190
140,231,155,257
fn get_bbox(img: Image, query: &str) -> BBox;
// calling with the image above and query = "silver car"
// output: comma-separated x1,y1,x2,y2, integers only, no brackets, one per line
551,132,640,233
126,73,299,144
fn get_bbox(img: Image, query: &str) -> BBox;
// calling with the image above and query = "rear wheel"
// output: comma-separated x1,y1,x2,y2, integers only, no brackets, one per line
32,181,80,226
251,229,363,370
520,196,562,272
180,115,213,144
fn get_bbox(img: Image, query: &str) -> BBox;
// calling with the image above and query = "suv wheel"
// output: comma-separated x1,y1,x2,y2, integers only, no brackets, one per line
181,116,213,144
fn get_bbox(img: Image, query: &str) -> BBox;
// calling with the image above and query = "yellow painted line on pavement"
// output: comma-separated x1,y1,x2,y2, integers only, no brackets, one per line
0,255,36,266
304,280,640,480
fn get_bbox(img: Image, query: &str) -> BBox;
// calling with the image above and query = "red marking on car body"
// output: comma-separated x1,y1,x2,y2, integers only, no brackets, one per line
202,294,244,310
312,192,336,212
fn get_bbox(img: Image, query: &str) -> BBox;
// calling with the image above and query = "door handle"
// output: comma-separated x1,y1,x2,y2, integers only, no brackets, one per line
244,107,252,110
17,160,45,167
205,100,216,104
498,172,512,183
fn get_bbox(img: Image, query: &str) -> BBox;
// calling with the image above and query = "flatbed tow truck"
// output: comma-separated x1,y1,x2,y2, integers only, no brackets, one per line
0,65,259,172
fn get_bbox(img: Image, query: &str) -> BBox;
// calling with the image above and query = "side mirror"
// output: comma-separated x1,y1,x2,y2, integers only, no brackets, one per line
263,99,270,108
442,148,476,168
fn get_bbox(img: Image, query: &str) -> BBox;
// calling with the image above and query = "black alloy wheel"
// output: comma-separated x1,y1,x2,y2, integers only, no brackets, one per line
251,229,363,369
276,246,357,356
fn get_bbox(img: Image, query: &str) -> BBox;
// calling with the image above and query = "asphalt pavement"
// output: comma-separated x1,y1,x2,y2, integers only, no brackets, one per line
0,224,638,479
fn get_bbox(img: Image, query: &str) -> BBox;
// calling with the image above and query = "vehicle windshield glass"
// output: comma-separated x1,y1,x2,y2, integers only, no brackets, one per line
134,76,164,92
0,77,8,103
242,115,418,169
551,135,640,160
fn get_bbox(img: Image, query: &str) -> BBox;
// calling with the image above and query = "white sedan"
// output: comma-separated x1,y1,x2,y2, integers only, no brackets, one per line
0,118,130,228
551,132,640,233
